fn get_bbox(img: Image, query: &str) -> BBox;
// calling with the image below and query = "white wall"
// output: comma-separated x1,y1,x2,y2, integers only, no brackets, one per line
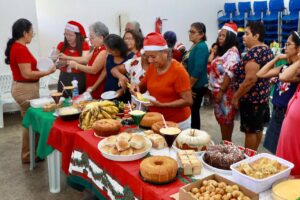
0,0,40,73
35,0,224,57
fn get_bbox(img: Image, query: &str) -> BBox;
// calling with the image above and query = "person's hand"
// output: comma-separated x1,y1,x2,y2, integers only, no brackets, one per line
130,84,140,96
115,89,124,98
68,60,78,69
47,66,56,74
118,76,130,90
59,53,69,60
86,87,93,93
276,54,287,61
215,90,223,104
145,99,161,107
231,96,239,109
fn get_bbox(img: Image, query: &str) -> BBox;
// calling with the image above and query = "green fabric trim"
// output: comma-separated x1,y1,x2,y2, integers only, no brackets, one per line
22,107,56,158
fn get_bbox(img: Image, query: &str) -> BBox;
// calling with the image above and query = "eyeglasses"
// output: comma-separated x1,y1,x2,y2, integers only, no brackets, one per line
188,30,199,35
64,33,76,38
285,42,296,47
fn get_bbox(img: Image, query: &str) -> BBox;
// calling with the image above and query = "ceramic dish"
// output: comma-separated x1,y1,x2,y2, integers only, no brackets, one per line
98,135,152,161
199,153,233,175
101,91,117,100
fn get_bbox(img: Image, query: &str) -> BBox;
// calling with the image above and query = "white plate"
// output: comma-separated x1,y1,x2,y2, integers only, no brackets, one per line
199,152,232,175
172,140,215,155
131,93,156,105
101,91,117,100
98,135,152,162
37,57,53,71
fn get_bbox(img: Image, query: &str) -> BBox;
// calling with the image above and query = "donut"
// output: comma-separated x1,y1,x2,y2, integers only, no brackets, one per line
140,112,162,128
151,121,179,133
92,119,121,137
140,156,178,183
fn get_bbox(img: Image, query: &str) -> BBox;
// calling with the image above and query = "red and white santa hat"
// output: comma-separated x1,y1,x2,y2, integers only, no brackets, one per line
143,32,168,51
175,43,186,51
65,20,87,38
221,22,238,35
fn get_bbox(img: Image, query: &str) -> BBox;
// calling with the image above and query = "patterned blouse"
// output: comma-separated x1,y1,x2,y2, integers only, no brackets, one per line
235,45,274,103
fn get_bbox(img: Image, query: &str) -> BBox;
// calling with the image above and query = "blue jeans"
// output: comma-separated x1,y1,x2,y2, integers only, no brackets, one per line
263,106,286,154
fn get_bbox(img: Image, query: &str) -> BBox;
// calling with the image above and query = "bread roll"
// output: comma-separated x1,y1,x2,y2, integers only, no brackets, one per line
105,135,117,147
120,148,134,155
117,132,132,142
101,145,112,154
147,133,166,149
130,135,145,149
133,145,148,154
116,140,130,151
109,146,120,155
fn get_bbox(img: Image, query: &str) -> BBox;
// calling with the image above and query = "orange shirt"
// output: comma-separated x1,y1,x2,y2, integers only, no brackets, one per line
141,59,191,123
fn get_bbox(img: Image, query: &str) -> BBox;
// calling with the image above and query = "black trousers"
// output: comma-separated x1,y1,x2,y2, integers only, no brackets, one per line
191,87,207,129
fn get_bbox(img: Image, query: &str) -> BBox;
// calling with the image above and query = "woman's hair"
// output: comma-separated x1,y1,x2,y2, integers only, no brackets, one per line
123,29,144,51
217,30,238,56
191,22,207,41
163,31,177,48
5,18,32,64
104,34,129,58
61,33,85,56
90,21,109,38
290,31,300,47
246,22,265,42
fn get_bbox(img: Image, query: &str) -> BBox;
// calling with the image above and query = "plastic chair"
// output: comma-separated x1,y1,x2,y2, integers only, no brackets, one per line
248,1,268,22
0,73,16,128
218,2,237,25
263,0,285,43
39,75,51,98
282,0,300,22
233,1,252,27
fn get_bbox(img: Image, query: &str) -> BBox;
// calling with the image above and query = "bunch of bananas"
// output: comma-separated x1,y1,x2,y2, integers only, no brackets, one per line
79,100,119,130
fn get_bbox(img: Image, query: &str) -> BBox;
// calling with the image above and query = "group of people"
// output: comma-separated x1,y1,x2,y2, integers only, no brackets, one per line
4,18,300,175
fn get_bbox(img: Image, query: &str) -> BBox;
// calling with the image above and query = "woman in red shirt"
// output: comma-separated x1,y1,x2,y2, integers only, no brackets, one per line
55,21,90,97
4,18,56,163
67,21,109,99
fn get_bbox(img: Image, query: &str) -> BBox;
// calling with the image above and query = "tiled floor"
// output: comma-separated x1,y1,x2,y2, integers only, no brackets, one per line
0,104,268,200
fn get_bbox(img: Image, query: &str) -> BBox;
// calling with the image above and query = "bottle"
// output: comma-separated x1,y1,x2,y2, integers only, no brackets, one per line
71,77,79,97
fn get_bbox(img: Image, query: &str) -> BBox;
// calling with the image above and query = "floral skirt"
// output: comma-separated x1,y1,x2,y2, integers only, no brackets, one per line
212,88,235,125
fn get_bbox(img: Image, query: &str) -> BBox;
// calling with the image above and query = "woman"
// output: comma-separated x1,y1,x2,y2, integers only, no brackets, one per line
56,21,90,97
123,29,143,56
186,22,209,129
4,18,56,163
210,23,240,141
163,31,183,62
232,22,273,150
103,34,134,101
131,32,193,130
257,31,300,154
67,21,109,99
276,45,300,175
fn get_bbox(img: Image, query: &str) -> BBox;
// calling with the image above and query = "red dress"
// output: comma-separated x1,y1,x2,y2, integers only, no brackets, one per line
276,85,300,175
86,45,106,99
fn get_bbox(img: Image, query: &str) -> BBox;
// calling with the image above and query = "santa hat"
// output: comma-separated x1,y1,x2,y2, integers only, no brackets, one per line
221,22,238,35
65,21,87,38
143,32,168,51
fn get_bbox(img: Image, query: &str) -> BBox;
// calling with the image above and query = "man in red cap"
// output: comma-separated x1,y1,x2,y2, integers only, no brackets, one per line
55,20,90,97
131,32,193,130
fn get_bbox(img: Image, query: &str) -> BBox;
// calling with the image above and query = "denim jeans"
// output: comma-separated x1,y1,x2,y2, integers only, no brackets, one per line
263,106,286,154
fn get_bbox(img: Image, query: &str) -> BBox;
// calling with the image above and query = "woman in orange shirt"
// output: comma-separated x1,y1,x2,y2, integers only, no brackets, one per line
131,32,193,130
5,18,56,163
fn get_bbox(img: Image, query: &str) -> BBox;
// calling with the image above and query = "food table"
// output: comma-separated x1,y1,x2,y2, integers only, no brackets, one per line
23,106,273,198
64,129,272,200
